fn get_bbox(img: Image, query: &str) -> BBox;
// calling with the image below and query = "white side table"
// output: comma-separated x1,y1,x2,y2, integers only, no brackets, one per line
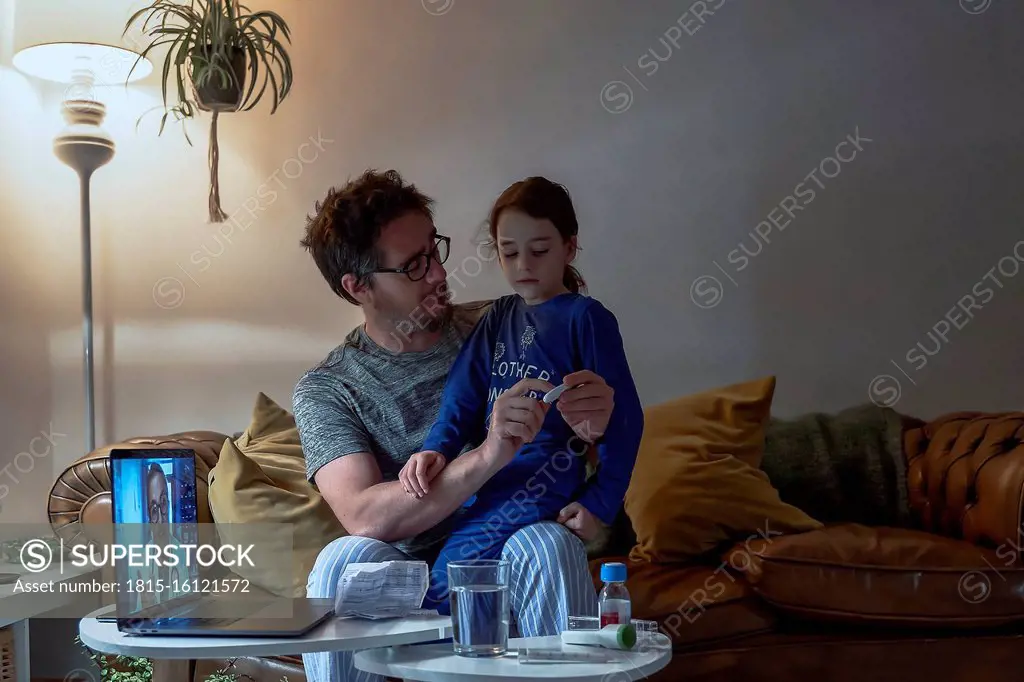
354,635,672,682
79,609,453,682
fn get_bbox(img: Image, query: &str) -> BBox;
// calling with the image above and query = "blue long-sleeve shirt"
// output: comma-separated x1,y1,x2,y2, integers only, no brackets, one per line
422,292,644,525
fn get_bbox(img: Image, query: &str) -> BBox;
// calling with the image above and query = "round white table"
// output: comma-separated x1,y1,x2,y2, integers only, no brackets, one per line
354,634,672,681
79,608,452,682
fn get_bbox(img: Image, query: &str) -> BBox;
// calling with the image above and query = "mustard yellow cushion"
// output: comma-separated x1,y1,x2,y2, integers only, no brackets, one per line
209,393,346,597
625,376,822,563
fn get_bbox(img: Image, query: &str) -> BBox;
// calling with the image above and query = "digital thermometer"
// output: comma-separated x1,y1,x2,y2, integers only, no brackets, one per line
542,383,583,404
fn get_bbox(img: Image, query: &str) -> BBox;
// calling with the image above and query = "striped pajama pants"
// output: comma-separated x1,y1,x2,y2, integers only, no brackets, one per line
302,521,598,682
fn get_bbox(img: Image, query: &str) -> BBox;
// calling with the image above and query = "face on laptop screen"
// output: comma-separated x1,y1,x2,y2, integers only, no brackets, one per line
112,452,198,615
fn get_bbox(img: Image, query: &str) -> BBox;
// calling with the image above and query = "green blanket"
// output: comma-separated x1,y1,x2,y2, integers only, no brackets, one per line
760,403,911,527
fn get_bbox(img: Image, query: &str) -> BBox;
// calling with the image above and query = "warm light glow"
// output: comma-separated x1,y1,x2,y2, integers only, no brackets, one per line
12,41,152,85
49,322,344,366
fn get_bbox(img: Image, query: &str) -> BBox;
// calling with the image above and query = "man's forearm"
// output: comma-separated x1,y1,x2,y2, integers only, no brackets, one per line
351,444,502,542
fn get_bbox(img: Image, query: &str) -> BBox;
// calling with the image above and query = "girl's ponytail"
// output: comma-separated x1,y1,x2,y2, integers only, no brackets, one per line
563,264,586,294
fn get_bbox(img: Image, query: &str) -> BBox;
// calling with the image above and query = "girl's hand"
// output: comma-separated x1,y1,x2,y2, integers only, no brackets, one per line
556,370,614,443
399,450,447,498
557,501,610,551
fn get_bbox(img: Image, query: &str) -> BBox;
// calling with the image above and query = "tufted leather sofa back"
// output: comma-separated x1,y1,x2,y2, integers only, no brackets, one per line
905,412,1024,558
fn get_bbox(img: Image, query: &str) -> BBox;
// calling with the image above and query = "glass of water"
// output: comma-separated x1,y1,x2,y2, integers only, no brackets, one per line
448,559,510,657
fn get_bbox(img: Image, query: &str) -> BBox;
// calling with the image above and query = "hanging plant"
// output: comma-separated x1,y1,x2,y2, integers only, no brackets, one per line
125,0,293,222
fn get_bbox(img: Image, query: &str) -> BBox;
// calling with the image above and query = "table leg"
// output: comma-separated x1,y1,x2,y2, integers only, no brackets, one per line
11,619,29,682
150,659,190,682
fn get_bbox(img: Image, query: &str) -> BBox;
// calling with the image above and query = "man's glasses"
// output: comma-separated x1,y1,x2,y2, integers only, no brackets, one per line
148,493,168,522
372,234,451,281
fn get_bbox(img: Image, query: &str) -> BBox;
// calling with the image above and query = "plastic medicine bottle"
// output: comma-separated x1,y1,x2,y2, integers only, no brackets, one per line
598,562,631,627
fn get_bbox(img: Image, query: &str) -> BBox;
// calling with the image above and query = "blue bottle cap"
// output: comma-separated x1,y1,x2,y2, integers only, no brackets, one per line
600,562,627,582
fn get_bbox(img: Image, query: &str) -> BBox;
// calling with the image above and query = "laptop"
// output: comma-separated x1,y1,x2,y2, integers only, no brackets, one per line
108,447,334,636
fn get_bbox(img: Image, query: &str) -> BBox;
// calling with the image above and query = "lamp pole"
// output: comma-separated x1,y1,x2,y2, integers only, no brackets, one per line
53,69,114,453
13,43,151,455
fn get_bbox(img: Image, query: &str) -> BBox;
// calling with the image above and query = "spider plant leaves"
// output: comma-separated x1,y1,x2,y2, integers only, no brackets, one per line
125,0,293,129
239,38,262,112
125,0,293,223
237,11,292,111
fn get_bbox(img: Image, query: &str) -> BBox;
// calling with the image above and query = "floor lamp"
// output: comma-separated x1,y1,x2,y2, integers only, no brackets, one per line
13,42,151,453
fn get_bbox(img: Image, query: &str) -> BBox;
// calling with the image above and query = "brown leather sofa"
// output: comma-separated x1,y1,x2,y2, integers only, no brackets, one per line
49,412,1024,682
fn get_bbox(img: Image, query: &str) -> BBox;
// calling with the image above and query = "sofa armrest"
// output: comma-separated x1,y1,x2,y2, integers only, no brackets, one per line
905,412,1024,554
194,656,306,682
47,431,230,541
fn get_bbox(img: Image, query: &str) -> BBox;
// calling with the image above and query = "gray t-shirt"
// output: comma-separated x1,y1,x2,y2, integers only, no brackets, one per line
293,301,492,556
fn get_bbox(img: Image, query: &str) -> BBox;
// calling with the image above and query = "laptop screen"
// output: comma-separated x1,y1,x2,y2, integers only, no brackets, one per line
110,449,198,617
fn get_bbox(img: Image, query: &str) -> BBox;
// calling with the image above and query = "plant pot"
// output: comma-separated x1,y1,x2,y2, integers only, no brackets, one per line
192,45,246,113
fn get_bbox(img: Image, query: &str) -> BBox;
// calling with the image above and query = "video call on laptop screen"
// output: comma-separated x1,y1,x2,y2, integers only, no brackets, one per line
111,451,198,616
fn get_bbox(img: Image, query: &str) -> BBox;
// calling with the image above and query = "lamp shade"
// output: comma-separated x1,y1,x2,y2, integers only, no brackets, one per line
13,41,151,85
9,0,157,84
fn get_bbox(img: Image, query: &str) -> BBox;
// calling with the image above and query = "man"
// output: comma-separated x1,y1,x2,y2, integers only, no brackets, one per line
136,464,184,610
294,170,616,682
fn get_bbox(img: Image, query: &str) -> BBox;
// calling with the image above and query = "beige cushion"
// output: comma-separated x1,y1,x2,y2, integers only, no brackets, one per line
625,376,823,563
209,393,346,597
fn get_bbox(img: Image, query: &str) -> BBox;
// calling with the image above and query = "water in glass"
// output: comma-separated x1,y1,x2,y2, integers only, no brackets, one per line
450,583,509,656
447,559,510,657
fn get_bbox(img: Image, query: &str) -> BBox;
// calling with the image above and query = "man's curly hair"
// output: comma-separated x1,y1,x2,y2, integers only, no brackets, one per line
301,169,435,305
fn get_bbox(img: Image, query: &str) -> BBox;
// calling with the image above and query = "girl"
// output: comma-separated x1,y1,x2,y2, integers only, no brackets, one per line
401,176,644,614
